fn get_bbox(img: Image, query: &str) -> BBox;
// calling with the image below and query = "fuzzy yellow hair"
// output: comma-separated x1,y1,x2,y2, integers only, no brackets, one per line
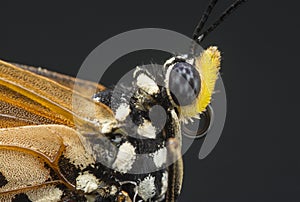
180,46,221,119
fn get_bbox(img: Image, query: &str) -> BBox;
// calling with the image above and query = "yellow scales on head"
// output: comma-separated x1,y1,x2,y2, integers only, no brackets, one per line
180,46,221,119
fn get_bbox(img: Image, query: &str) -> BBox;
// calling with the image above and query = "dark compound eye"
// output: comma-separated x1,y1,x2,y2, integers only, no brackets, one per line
168,62,201,106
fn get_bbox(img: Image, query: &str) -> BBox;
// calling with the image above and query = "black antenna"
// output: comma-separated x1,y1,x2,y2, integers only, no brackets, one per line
193,0,219,41
193,0,247,44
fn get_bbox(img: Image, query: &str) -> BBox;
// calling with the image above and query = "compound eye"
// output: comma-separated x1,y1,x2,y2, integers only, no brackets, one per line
168,62,201,106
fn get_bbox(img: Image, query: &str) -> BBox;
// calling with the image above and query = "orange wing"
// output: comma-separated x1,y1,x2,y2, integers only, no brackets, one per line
0,60,116,132
12,63,105,98
0,60,116,200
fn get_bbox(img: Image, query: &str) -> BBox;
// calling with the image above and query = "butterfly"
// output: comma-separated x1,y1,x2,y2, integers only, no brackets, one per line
0,0,246,201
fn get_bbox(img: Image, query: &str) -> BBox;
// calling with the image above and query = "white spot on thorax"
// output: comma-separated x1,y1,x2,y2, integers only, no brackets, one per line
137,119,157,139
151,147,167,168
76,173,99,193
112,141,136,173
138,175,156,201
110,185,118,195
136,73,160,95
115,103,131,121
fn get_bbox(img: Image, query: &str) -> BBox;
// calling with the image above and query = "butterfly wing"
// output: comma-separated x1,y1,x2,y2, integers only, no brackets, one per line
0,124,95,201
12,63,105,99
0,60,116,131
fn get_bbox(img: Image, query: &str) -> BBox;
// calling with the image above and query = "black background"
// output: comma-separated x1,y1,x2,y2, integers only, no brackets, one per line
1,1,299,201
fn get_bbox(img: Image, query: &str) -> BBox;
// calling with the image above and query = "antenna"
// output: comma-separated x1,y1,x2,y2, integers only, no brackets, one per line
189,0,247,139
193,0,219,41
193,0,247,44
